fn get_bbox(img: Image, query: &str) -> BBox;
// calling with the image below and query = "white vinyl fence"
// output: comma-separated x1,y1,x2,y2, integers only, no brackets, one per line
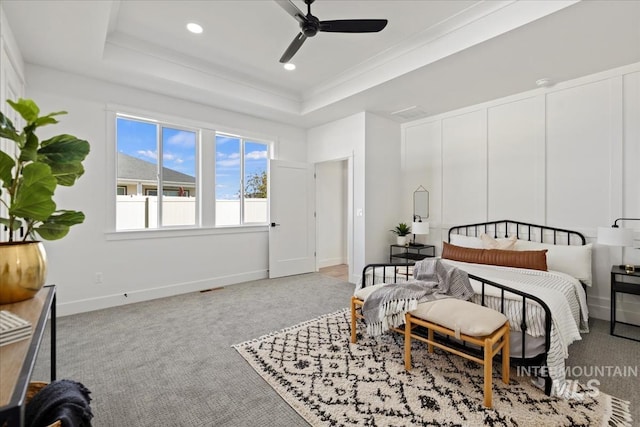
116,196,267,229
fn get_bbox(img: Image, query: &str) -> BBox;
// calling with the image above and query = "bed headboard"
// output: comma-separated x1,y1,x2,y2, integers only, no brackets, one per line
448,219,586,246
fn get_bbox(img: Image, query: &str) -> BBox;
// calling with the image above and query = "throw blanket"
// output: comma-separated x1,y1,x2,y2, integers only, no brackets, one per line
25,380,93,427
362,259,474,336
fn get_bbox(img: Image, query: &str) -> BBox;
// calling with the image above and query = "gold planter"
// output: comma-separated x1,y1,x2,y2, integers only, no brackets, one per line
0,241,48,304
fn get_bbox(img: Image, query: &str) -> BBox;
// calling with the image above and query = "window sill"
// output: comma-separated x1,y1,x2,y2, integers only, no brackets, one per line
105,224,268,241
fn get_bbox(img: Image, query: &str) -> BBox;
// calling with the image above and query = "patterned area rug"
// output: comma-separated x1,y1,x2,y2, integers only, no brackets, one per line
233,309,633,426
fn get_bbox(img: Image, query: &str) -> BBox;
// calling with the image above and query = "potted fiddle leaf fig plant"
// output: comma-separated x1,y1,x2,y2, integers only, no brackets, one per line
390,222,411,246
0,98,90,303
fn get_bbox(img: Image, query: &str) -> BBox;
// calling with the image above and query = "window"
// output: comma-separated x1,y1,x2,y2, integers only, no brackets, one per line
114,113,270,232
116,116,197,230
215,134,268,226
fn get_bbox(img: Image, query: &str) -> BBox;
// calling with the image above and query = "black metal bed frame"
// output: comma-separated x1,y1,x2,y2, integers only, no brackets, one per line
360,219,587,396
447,219,586,245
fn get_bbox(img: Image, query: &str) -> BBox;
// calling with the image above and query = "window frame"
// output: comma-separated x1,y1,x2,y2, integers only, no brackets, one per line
106,106,273,240
115,114,199,230
215,132,270,226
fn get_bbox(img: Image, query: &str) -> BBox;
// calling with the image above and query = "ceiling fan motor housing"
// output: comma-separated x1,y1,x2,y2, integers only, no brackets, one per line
301,14,319,37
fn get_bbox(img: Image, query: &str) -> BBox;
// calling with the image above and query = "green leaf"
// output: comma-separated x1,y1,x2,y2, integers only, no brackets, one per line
34,210,85,240
19,132,39,162
39,134,90,164
0,111,20,141
47,161,85,186
0,150,15,187
33,111,66,128
10,162,57,221
7,99,40,124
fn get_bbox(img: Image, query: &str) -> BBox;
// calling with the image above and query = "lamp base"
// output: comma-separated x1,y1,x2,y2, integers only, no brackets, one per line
618,264,640,273
409,242,425,247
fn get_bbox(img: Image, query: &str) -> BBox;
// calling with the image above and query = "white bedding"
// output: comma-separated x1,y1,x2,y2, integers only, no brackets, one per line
358,260,590,397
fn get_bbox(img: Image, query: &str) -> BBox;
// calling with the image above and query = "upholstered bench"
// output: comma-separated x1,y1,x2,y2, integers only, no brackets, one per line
350,284,401,343
404,298,510,408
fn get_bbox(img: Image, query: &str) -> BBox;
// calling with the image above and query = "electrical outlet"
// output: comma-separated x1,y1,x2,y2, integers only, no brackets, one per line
95,272,103,284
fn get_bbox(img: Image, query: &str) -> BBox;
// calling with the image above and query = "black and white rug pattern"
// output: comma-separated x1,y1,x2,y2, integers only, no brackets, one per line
233,309,632,427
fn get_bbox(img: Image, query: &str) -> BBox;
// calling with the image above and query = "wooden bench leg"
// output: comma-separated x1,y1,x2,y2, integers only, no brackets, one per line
404,313,412,370
350,296,358,343
502,324,510,385
484,336,493,408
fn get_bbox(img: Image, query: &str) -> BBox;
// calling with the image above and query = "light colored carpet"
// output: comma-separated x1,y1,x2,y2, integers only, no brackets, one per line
30,273,639,426
234,308,632,427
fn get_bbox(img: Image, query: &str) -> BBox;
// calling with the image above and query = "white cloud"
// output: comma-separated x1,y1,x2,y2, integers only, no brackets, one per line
137,150,157,160
167,131,195,147
164,153,184,164
246,150,267,160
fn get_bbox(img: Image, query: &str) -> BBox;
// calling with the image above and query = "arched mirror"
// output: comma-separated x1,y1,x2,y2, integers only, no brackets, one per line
413,186,429,222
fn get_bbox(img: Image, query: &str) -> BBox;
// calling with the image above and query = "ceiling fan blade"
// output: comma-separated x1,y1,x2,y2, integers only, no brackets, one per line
275,0,306,24
279,32,307,63
319,19,388,33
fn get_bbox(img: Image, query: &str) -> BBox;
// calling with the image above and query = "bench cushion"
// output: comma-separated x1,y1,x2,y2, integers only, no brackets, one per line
353,283,387,301
409,298,508,337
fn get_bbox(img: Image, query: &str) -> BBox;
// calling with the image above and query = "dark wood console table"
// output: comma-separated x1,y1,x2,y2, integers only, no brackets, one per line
0,285,56,427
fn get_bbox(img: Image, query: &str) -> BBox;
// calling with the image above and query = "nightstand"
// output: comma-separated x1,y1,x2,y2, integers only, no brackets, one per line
389,244,435,264
610,265,640,342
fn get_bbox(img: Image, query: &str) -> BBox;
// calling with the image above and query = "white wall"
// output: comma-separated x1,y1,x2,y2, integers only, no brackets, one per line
401,62,640,323
23,65,307,315
365,113,402,263
308,112,401,282
316,160,347,268
308,113,364,282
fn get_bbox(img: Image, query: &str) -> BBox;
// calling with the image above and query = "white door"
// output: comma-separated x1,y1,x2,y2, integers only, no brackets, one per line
268,160,316,278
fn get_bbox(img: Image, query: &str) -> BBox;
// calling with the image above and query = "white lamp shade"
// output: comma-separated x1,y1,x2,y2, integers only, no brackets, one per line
412,221,430,235
597,226,634,247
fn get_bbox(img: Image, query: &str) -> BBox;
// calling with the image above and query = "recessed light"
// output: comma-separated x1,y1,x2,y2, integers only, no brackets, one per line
187,23,203,34
283,63,296,71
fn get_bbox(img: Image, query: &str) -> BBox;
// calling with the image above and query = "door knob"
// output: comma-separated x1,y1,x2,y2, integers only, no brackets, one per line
271,222,280,227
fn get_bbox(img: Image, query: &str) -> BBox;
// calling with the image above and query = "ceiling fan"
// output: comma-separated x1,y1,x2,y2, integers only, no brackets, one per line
276,0,388,63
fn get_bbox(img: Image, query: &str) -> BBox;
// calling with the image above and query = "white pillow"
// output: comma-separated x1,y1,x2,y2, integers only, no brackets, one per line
449,234,484,249
513,240,593,285
480,233,517,250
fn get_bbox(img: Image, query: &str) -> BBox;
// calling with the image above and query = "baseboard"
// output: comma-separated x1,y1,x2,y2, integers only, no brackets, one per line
57,269,268,316
588,295,640,325
318,257,346,269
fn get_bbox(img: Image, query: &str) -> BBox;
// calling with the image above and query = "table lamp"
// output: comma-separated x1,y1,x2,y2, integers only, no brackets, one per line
597,217,639,273
410,218,429,247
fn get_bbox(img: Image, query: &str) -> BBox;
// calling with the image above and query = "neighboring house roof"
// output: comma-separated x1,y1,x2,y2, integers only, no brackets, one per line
117,152,195,185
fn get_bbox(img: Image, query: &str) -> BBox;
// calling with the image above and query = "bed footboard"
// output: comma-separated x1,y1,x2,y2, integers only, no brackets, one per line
359,263,553,395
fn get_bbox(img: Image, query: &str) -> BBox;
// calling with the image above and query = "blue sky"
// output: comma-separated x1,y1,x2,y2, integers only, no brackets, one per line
117,117,267,200
216,135,268,200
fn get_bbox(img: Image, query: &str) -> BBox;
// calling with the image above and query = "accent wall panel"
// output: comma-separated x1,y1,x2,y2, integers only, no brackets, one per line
403,121,442,225
623,71,640,266
442,110,487,226
487,96,545,223
546,79,620,229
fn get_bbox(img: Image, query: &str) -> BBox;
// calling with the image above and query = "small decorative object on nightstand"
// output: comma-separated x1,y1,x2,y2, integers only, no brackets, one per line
610,265,640,342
